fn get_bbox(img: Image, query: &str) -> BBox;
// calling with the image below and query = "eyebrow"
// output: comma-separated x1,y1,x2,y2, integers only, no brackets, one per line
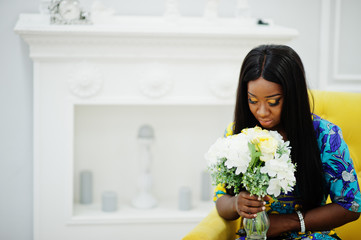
248,92,282,98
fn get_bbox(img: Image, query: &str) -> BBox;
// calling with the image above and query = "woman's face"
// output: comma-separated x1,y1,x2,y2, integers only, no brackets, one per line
247,77,283,131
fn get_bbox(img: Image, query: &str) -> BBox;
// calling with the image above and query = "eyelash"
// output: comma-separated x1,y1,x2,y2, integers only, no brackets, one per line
268,99,280,106
248,98,281,106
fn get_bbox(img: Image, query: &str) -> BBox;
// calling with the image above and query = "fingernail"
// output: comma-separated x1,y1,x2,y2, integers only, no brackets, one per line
253,214,257,218
263,201,266,205
262,206,266,211
258,197,261,201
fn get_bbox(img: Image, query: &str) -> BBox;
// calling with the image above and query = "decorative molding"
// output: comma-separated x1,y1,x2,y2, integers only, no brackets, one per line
318,0,331,90
139,63,173,98
209,78,237,99
21,36,294,60
334,74,361,81
333,0,361,82
68,62,103,98
332,0,342,79
208,67,239,99
332,0,361,82
319,0,361,91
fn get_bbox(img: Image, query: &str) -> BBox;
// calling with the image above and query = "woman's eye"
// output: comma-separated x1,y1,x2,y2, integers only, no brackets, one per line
268,99,280,106
248,98,258,104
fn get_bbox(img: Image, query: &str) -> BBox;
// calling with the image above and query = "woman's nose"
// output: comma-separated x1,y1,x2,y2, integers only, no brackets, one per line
257,103,269,117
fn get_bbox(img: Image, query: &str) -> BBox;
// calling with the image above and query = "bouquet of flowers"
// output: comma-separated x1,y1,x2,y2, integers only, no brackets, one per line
206,126,296,198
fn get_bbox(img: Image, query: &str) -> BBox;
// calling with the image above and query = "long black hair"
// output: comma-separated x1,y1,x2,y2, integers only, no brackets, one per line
234,44,325,211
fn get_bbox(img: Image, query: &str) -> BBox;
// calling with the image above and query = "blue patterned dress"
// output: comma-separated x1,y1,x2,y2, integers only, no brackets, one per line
214,115,361,239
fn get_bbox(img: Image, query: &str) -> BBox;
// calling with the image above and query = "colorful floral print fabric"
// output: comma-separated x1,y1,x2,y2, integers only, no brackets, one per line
214,115,361,239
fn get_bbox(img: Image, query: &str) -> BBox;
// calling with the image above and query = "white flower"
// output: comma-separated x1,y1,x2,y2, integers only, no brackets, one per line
267,178,282,197
266,176,295,197
269,130,284,143
261,155,292,177
223,134,251,174
205,137,229,167
205,133,251,175
261,154,296,195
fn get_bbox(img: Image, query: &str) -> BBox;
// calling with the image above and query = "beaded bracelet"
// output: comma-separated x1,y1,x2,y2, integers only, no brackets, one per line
296,210,306,233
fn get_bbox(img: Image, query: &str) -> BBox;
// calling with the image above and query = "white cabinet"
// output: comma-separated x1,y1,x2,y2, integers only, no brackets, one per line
15,14,297,240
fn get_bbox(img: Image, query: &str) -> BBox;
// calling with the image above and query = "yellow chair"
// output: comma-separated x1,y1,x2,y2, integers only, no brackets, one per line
183,90,361,240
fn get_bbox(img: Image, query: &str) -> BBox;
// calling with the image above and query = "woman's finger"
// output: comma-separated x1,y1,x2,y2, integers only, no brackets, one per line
235,192,266,218
237,192,265,207
237,201,265,214
239,211,258,219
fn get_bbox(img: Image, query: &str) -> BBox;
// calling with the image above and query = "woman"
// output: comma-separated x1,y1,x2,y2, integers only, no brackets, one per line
214,45,361,239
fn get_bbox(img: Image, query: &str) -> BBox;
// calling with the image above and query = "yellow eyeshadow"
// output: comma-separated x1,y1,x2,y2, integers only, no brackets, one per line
267,99,277,104
249,97,258,102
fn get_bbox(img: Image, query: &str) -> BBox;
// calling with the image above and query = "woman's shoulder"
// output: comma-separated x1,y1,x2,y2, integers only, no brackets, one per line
312,113,333,126
312,114,341,137
224,122,235,137
312,114,347,157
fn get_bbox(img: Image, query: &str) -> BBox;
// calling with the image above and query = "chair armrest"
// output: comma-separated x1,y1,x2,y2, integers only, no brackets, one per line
183,207,241,240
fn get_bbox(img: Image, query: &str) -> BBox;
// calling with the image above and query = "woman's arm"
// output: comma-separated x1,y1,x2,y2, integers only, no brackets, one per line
267,203,360,237
216,191,360,237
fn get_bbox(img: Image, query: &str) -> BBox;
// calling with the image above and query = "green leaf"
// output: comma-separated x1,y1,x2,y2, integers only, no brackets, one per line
247,142,262,171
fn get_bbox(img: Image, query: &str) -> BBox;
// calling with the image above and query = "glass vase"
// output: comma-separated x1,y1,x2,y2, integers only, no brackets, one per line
242,210,270,240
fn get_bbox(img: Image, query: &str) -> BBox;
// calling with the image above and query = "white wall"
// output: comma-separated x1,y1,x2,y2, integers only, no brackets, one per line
0,0,38,239
1,1,360,240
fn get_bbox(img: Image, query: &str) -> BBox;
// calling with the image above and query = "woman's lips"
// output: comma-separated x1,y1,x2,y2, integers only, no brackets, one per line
259,119,273,127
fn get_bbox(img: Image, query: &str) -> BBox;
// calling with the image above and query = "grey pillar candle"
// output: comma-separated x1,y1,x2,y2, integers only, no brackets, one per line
80,171,93,204
201,171,211,201
178,186,192,211
102,191,118,212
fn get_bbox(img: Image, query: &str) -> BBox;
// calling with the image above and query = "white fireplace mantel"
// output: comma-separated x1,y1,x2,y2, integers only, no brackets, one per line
15,14,298,59
15,13,297,240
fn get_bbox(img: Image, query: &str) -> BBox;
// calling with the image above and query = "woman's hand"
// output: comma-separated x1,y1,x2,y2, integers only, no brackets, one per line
233,191,271,219
215,192,271,221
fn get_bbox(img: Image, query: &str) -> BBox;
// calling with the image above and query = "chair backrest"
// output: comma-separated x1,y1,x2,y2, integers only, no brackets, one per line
310,90,361,239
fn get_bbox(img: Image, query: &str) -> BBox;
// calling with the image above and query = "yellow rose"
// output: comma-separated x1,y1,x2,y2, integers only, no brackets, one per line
258,135,278,162
242,126,263,144
242,127,278,161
